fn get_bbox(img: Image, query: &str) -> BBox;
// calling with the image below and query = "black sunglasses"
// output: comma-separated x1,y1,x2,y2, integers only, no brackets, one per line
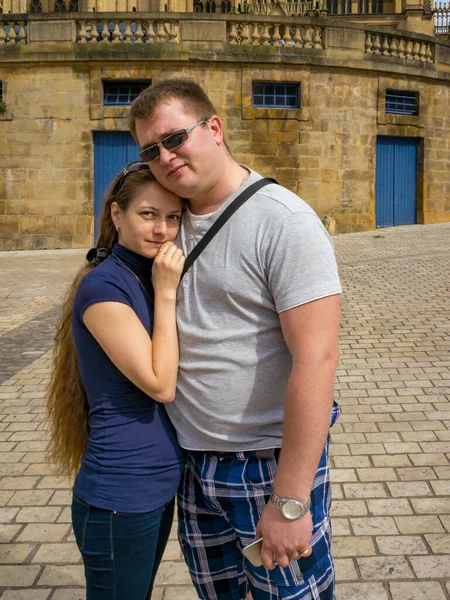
115,161,151,193
138,119,207,163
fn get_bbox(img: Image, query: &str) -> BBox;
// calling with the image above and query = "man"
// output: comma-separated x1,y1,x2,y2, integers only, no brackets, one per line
129,78,341,600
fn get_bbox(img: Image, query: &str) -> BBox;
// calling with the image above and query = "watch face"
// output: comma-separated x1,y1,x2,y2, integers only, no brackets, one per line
282,500,303,520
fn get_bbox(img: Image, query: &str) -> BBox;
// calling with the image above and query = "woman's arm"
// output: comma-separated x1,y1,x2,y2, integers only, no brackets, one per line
82,242,184,403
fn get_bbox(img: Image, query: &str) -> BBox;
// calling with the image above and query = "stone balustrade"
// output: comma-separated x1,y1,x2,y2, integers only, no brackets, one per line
76,18,179,43
364,31,434,61
228,22,323,45
0,20,27,44
0,14,439,65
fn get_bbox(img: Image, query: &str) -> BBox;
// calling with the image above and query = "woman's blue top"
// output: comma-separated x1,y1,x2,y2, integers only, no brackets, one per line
72,243,185,513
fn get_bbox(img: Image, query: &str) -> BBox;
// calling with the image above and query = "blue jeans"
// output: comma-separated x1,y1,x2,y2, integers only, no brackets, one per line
72,494,175,600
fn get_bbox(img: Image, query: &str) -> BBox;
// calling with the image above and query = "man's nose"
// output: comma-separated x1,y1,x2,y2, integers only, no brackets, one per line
158,145,176,166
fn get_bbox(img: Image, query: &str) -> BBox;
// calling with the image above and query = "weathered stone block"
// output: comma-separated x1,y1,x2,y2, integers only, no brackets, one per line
28,20,76,43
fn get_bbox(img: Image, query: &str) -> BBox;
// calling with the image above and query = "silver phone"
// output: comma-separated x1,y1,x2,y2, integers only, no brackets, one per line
242,537,263,567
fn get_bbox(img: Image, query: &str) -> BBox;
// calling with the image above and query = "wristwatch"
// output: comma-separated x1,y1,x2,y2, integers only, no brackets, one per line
270,492,311,521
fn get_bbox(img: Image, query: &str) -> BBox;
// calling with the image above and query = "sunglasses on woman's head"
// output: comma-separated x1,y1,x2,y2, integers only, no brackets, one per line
138,119,207,163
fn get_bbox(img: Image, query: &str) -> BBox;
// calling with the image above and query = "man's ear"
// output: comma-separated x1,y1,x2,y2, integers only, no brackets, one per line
207,115,224,146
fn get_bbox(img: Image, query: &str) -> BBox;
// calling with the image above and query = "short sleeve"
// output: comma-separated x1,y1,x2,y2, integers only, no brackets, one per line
266,212,342,313
74,271,134,323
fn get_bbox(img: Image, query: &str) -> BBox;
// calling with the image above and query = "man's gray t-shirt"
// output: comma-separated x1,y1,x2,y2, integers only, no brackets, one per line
167,169,342,451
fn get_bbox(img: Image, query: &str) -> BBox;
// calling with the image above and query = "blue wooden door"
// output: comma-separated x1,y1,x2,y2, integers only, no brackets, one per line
375,136,418,228
93,131,140,240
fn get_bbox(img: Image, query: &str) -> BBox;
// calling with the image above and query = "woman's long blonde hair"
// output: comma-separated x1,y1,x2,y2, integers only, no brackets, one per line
47,168,157,478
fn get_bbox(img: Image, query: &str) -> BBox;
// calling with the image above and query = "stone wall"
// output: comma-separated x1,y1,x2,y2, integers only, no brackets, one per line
0,18,450,248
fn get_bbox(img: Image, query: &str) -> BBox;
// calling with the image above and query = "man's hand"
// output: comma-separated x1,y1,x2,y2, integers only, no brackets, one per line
255,501,313,570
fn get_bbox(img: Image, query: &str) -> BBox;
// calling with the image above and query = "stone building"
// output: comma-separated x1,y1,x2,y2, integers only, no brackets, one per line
0,0,449,249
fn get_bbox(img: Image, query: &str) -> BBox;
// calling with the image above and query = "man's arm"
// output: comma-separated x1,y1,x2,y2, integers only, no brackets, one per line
257,293,340,569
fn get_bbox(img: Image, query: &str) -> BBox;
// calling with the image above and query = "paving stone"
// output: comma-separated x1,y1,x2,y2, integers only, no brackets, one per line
389,581,446,600
332,456,371,468
17,524,70,543
7,491,52,507
410,453,449,466
411,497,450,514
15,507,62,523
0,508,19,524
376,535,427,555
409,555,450,578
357,556,413,579
163,589,199,600
367,499,412,516
335,583,388,600
430,480,450,495
0,525,22,543
343,483,387,499
350,517,398,536
0,565,40,587
0,492,14,507
37,477,71,489
160,540,183,561
333,536,376,557
32,543,80,564
387,481,432,497
0,591,52,600
0,453,26,464
396,467,436,481
395,516,444,534
37,565,84,586
333,518,351,536
154,561,193,585
0,477,39,490
332,469,358,483
49,491,72,506
56,507,72,524
51,591,84,600
425,533,450,553
330,500,368,517
0,543,34,564
334,558,358,581
356,468,397,482
372,455,411,467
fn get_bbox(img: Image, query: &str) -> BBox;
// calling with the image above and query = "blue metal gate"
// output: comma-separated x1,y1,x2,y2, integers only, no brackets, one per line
375,136,418,228
93,131,140,240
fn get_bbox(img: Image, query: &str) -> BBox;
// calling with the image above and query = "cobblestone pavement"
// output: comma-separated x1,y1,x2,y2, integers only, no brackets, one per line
0,223,449,600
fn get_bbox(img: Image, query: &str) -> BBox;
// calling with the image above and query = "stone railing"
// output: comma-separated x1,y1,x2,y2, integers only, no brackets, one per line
0,19,27,44
364,31,434,61
73,15,324,46
229,21,323,45
0,14,439,62
76,18,179,43
434,2,449,35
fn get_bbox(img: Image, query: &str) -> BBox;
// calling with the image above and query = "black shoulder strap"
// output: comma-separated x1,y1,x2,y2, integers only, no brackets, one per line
181,177,276,280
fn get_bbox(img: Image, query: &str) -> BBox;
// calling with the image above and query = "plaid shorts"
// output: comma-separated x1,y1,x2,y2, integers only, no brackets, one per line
177,405,339,600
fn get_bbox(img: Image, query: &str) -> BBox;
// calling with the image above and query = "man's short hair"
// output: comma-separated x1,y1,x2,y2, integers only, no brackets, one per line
129,78,217,141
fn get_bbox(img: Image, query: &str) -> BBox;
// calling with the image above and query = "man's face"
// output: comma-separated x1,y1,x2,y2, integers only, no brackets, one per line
135,98,223,199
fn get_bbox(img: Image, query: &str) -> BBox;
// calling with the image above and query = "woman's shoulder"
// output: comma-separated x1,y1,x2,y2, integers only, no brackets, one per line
74,258,133,314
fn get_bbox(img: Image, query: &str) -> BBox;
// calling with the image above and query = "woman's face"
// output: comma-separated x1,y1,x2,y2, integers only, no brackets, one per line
112,181,182,259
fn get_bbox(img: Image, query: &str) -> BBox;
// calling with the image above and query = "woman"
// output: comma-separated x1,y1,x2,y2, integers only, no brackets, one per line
47,162,186,600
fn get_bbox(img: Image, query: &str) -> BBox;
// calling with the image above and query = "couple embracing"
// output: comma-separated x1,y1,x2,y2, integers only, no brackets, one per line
47,78,341,600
